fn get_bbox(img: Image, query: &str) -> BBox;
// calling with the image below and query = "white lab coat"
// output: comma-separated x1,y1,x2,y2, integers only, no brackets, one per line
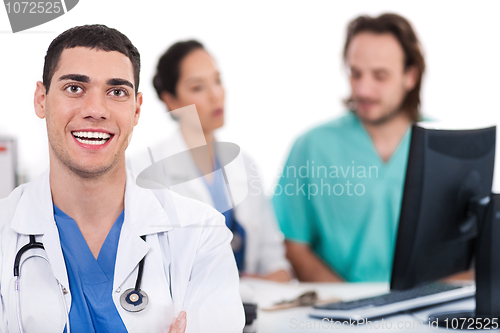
128,130,291,276
0,169,245,333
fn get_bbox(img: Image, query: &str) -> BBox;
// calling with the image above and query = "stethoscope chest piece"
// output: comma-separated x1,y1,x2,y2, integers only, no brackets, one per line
120,288,149,312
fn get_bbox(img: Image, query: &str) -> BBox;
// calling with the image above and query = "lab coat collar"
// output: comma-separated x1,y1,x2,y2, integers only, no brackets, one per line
124,169,174,235
10,169,54,235
9,169,174,235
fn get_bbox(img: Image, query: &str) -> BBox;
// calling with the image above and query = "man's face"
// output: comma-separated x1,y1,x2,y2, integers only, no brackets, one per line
346,32,417,125
34,47,142,178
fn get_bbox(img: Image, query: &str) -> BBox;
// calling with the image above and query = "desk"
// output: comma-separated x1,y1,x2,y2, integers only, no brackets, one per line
240,278,482,332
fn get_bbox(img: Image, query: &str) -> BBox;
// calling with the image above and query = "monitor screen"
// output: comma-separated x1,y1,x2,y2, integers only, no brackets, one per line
391,124,496,291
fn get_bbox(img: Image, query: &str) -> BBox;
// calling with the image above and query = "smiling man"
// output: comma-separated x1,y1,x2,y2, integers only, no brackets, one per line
0,25,244,333
273,13,425,282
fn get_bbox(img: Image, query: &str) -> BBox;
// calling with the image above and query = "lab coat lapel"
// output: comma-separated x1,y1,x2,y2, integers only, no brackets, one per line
113,222,149,291
114,172,174,289
42,225,71,295
9,170,70,292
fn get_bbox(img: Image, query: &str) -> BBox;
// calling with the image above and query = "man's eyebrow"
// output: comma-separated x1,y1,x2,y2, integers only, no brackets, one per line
373,68,390,74
59,74,90,83
107,78,134,89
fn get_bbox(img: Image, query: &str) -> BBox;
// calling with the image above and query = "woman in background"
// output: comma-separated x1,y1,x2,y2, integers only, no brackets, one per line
151,40,291,282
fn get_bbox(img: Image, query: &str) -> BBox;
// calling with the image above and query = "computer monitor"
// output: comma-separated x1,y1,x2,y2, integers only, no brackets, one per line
391,123,498,323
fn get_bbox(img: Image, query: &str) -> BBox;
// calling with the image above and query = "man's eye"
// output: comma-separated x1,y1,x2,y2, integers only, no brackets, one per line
374,72,389,81
351,72,361,79
66,85,82,94
110,89,128,97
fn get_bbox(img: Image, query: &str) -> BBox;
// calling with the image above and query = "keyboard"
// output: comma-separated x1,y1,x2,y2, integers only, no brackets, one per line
310,283,475,321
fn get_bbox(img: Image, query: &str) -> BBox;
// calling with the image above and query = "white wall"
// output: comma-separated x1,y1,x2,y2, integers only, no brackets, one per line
1,0,499,192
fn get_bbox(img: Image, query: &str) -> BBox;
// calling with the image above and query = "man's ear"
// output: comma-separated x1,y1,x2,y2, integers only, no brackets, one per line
404,66,419,91
34,81,47,119
133,92,143,126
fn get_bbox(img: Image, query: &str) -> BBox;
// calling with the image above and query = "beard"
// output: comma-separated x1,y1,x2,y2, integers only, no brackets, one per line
356,106,403,126
50,144,121,180
349,97,404,126
47,130,124,181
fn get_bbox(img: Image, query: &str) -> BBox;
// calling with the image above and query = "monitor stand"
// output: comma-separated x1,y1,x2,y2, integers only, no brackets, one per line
429,193,500,329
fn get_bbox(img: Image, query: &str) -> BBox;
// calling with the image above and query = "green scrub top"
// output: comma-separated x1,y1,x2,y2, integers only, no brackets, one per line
272,112,411,282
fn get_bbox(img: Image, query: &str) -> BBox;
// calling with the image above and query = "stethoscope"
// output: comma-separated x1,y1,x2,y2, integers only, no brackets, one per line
14,235,149,332
119,235,149,312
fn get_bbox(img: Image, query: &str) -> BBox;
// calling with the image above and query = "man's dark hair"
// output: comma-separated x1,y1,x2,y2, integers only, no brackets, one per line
43,24,141,95
153,40,204,101
343,13,425,123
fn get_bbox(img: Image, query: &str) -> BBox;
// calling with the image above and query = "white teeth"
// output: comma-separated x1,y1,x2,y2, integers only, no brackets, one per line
72,131,111,146
72,131,111,139
75,137,108,145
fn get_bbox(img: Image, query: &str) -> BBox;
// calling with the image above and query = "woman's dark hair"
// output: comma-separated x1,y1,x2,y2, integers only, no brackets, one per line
343,13,425,123
153,40,205,102
43,24,141,95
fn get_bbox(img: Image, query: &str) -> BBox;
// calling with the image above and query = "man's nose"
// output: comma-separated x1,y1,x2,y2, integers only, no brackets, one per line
353,76,375,98
81,92,109,120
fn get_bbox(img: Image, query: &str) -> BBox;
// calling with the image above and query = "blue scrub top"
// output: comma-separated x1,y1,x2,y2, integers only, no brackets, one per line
202,158,246,272
54,204,128,333
273,113,411,282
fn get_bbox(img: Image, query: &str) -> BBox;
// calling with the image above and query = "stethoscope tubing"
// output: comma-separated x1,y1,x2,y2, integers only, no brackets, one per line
15,252,70,333
14,235,44,277
15,277,22,333
14,234,149,331
135,235,147,292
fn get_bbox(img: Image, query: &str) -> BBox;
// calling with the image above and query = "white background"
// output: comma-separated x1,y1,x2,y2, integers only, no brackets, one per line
1,0,499,192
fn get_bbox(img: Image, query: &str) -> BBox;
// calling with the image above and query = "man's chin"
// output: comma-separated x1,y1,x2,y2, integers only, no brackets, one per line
354,108,403,126
69,166,110,179
67,159,121,180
